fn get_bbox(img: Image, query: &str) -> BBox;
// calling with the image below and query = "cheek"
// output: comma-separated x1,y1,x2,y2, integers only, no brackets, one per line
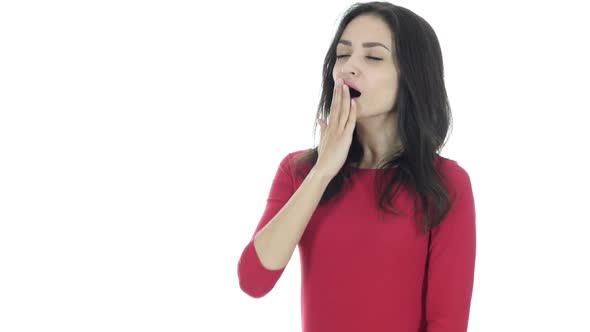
377,79,398,98
331,65,339,79
367,86,397,109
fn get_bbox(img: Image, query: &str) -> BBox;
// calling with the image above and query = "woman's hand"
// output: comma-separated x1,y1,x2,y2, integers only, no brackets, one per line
314,78,357,179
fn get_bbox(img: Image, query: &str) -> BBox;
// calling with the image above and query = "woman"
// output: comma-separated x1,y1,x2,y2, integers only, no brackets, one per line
237,2,476,332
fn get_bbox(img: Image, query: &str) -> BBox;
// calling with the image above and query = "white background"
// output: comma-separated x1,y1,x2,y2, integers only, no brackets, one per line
1,1,589,331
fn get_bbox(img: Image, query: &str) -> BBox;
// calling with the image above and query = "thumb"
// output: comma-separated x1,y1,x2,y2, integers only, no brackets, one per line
319,119,326,136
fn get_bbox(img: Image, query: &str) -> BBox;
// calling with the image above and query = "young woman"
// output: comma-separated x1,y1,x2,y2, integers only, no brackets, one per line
237,2,476,332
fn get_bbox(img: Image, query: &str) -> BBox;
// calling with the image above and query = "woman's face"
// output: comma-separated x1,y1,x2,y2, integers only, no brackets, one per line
332,14,399,118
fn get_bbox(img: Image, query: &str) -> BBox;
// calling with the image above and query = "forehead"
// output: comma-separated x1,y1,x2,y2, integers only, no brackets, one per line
338,15,393,50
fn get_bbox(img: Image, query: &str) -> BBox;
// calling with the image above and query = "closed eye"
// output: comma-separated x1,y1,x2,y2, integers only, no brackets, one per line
336,55,382,61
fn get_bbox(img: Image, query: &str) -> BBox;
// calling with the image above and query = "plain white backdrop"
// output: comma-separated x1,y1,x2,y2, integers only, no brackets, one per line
1,0,589,331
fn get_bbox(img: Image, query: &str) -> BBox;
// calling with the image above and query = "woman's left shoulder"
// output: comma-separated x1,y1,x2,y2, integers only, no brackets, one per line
435,155,471,181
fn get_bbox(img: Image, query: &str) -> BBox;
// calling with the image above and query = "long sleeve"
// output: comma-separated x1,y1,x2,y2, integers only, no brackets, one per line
237,152,296,298
425,163,477,332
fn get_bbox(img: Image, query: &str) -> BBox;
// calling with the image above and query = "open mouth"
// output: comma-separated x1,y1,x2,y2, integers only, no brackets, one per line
348,86,362,98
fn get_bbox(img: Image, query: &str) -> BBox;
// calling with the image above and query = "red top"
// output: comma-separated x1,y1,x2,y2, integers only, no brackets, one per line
237,149,476,332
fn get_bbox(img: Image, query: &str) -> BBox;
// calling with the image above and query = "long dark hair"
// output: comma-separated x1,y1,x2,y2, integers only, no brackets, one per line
293,1,455,233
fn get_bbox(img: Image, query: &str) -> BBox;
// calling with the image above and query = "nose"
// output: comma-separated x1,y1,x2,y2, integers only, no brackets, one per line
340,55,359,77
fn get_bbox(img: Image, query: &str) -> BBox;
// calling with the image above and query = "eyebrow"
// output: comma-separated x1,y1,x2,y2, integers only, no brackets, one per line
337,39,390,51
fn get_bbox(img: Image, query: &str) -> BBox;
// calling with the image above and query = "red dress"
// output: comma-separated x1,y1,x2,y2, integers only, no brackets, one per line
238,149,476,332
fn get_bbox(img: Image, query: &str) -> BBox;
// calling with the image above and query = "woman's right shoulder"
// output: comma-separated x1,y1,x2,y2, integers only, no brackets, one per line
287,148,313,160
277,148,311,163
283,148,315,178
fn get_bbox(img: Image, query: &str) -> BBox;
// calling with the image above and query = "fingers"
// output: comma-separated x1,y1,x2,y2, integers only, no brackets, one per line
329,79,341,127
345,98,357,133
339,83,350,130
319,119,326,137
326,78,354,133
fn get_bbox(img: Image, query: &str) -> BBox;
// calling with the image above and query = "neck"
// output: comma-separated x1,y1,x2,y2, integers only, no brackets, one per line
355,111,402,166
